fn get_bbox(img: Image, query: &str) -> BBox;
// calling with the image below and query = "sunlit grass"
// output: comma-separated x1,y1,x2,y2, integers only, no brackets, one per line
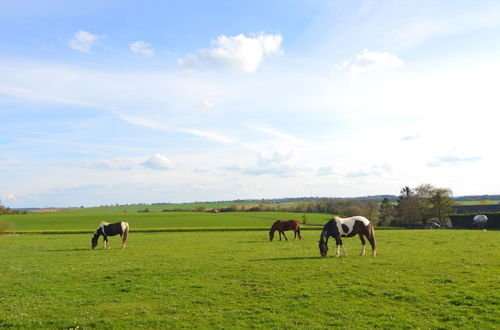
1,229,498,328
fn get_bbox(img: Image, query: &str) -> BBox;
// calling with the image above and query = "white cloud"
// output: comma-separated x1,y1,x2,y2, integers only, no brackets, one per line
196,100,216,109
178,33,283,73
2,193,17,202
317,165,335,176
68,30,99,53
337,49,404,75
227,150,308,177
130,41,154,56
141,153,173,170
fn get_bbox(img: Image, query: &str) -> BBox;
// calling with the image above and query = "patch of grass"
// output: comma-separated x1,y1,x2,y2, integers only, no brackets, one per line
0,229,498,328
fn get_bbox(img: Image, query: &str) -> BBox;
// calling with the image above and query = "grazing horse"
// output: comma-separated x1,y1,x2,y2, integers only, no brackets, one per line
318,216,376,257
91,221,129,249
269,220,302,241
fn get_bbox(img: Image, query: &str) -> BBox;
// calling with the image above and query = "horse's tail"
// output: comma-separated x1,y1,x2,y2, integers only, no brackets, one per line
121,222,129,248
367,223,376,256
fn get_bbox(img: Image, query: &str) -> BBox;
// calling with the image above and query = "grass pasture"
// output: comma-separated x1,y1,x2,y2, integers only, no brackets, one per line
1,228,499,329
0,211,332,232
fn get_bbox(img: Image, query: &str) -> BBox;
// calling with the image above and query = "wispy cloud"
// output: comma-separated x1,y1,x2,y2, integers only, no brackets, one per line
130,41,154,56
393,5,500,48
179,128,234,144
427,155,481,167
251,125,310,145
0,84,97,108
178,33,283,73
337,49,404,75
91,158,135,171
119,115,168,131
68,30,100,53
401,134,421,141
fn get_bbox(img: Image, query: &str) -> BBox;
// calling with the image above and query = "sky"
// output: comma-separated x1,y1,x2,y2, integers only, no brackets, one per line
1,0,500,208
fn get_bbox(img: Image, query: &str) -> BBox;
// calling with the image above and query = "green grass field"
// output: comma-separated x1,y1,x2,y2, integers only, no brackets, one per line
0,211,332,232
1,224,499,328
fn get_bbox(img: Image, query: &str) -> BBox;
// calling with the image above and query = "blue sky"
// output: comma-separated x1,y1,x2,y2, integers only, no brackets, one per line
1,1,500,208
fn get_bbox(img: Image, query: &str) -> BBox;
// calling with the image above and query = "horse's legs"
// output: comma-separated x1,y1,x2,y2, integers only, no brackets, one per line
367,225,376,256
282,231,288,241
121,234,126,249
359,233,366,256
278,231,282,241
103,236,109,249
294,228,302,240
335,237,343,257
341,244,347,256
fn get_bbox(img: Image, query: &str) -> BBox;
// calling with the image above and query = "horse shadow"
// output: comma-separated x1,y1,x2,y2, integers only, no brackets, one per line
250,256,323,262
45,248,90,252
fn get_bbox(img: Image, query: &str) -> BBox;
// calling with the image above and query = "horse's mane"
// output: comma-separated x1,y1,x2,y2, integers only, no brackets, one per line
100,221,109,226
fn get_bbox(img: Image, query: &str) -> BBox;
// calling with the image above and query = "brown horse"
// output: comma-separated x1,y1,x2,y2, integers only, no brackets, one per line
269,220,302,241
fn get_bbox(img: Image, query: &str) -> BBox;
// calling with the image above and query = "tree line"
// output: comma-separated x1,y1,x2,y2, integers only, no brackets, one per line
211,183,454,227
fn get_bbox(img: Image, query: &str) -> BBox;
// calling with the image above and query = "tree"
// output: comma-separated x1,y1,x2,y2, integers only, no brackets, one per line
396,186,422,226
395,184,454,227
429,188,454,224
364,201,379,223
415,183,436,223
379,198,395,226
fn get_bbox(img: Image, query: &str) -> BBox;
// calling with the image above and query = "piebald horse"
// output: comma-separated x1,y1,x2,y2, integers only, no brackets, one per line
318,216,376,257
91,221,129,249
269,220,302,241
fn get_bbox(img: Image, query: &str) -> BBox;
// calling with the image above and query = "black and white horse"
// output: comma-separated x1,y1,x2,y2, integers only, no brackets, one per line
318,216,376,257
91,221,129,249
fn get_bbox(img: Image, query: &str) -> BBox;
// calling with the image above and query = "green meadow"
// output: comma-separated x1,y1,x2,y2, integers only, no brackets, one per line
0,211,331,231
0,211,499,329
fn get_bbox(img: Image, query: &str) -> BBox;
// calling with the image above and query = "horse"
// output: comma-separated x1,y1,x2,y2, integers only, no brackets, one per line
91,221,129,249
269,220,302,241
318,216,376,257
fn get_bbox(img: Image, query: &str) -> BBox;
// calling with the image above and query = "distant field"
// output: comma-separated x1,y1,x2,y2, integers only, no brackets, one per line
0,229,498,328
454,200,500,206
52,201,291,213
0,211,332,231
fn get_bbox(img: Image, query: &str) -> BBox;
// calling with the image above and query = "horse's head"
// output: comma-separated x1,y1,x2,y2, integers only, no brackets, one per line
319,239,328,256
269,221,278,241
91,233,99,249
319,231,329,256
